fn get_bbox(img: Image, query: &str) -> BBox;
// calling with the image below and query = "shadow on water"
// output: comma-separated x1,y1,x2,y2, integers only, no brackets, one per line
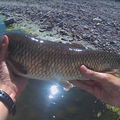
0,15,119,120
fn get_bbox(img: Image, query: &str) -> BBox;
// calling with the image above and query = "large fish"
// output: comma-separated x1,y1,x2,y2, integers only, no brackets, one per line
2,32,120,90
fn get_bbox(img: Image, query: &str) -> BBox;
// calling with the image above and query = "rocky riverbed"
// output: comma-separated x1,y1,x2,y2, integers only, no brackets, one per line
0,0,120,53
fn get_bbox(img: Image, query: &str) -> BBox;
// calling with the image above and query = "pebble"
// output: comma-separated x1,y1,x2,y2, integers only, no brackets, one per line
4,18,15,25
102,35,107,39
82,34,90,39
103,44,106,47
110,41,116,44
60,30,69,36
61,38,68,41
0,0,119,54
116,27,120,30
69,39,74,42
39,29,46,32
106,42,110,46
58,22,64,28
93,17,102,22
94,32,99,35
76,35,80,40
93,40,98,45
96,23,100,26
83,25,89,30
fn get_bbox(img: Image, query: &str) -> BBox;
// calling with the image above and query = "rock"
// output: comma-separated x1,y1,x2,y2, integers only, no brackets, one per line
40,19,44,22
83,25,89,30
81,9,86,12
39,29,46,32
4,18,15,26
69,39,74,42
94,40,98,45
110,41,116,44
61,38,68,41
106,42,110,46
58,22,64,28
96,23,100,26
60,30,69,36
76,35,81,39
116,27,120,30
46,25,53,31
72,24,78,28
94,32,99,35
73,18,78,21
82,34,90,39
103,44,106,47
102,35,107,39
111,21,117,27
93,17,102,22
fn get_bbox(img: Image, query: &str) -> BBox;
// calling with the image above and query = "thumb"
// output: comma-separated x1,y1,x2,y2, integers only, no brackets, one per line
80,65,108,83
0,35,9,60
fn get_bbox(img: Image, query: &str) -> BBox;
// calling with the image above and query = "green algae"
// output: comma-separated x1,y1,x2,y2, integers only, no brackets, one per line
97,112,102,117
106,104,120,116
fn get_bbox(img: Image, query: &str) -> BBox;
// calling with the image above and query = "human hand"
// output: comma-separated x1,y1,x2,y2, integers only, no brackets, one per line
0,35,29,102
72,65,120,107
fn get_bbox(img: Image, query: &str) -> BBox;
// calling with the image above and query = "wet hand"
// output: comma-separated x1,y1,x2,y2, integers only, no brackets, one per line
72,65,120,107
0,35,29,102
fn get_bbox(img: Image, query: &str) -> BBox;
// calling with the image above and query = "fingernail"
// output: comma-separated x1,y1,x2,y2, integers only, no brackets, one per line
81,65,88,73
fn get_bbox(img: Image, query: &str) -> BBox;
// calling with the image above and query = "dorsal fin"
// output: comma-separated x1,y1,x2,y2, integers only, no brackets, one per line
65,43,86,49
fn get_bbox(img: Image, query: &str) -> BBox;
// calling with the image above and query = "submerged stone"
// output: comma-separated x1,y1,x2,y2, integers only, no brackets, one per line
4,18,15,26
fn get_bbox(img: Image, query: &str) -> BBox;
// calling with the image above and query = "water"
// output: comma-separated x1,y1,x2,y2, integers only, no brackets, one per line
0,1,120,120
0,15,6,34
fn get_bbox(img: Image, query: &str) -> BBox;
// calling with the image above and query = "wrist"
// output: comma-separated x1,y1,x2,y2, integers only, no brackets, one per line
0,101,9,120
0,89,16,116
0,84,17,102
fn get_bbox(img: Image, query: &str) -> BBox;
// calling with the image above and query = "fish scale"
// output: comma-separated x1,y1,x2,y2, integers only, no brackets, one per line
3,32,120,90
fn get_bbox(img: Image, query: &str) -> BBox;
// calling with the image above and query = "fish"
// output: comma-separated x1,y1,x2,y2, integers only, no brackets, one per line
1,32,120,90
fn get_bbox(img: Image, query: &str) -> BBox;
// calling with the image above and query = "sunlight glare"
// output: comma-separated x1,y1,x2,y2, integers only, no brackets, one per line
51,85,58,95
49,95,53,99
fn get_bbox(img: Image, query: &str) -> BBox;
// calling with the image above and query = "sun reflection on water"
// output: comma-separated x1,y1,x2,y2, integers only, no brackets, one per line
48,85,65,100
49,95,54,99
49,85,58,99
51,85,58,95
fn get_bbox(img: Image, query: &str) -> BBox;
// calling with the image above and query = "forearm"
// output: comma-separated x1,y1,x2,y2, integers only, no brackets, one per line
0,85,16,120
0,101,9,120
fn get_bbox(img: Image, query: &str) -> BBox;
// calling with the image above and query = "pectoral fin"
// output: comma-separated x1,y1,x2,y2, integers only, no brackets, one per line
51,78,74,91
58,81,74,91
103,69,120,74
101,69,120,77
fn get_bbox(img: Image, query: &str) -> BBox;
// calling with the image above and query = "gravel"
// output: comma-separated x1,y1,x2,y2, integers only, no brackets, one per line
0,0,120,53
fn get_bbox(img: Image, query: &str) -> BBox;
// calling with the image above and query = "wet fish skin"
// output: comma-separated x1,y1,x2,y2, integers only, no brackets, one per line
4,32,120,88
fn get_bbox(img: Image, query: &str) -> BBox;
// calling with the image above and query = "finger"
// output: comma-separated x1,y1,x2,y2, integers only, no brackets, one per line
72,80,94,94
0,35,9,60
83,80,96,86
80,65,108,83
72,80,95,86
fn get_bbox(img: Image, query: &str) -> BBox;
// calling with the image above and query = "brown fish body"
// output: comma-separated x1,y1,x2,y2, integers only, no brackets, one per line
4,32,120,89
